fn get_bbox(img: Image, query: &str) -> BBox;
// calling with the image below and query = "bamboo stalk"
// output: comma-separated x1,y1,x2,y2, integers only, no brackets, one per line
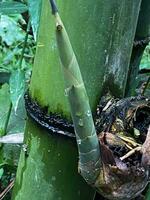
125,0,150,96
50,0,101,184
12,0,142,199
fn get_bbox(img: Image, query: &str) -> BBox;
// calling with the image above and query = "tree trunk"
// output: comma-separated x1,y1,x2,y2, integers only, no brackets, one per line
12,0,142,199
125,0,150,96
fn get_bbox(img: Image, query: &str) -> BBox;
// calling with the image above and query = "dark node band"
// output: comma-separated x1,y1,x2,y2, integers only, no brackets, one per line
25,92,75,138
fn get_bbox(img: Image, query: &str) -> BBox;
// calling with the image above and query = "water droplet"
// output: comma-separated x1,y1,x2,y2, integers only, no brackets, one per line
86,110,91,117
48,149,51,153
78,139,81,145
35,174,38,182
59,170,62,173
52,176,56,181
78,190,81,196
64,87,70,96
78,119,84,126
105,55,109,65
76,111,82,117
58,153,61,157
22,144,27,152
64,89,68,96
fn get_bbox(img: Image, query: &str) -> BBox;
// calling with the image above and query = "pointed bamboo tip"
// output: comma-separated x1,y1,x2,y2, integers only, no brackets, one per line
49,0,58,15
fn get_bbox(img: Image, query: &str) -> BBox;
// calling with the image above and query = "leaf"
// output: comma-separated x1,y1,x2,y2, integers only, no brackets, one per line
0,84,11,136
0,2,28,15
0,72,10,84
0,15,26,46
9,69,25,113
0,168,4,179
28,0,42,41
0,97,26,167
7,97,26,134
0,142,21,167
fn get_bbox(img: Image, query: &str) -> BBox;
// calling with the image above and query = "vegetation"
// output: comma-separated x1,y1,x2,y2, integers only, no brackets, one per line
0,0,149,199
0,2,35,199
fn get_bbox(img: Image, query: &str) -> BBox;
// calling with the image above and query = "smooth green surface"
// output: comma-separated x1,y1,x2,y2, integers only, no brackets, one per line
125,45,146,96
30,0,141,118
136,0,150,38
12,118,95,200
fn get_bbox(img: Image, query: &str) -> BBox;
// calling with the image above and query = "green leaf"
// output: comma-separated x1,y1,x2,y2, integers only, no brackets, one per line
0,2,28,15
0,15,26,46
0,72,10,84
140,61,150,70
140,43,150,70
0,84,11,136
0,98,26,167
28,0,42,41
7,97,26,134
9,69,25,113
0,168,4,178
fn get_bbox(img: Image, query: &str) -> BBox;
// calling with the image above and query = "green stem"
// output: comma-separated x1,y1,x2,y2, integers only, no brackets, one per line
18,21,31,69
50,1,101,185
3,103,12,135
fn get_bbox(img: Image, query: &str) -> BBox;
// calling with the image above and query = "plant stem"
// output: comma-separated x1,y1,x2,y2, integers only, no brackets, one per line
50,0,101,185
18,20,31,69
3,103,12,135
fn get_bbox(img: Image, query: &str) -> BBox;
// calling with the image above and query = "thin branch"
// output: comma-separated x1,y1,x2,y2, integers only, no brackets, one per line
120,146,141,161
18,20,31,69
0,180,14,200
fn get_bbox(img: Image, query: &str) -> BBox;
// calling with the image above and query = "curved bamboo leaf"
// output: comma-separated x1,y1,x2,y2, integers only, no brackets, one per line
0,2,28,15
9,69,25,113
28,0,42,41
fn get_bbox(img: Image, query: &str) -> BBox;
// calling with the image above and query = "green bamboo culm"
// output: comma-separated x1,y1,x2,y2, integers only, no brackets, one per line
49,0,101,185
